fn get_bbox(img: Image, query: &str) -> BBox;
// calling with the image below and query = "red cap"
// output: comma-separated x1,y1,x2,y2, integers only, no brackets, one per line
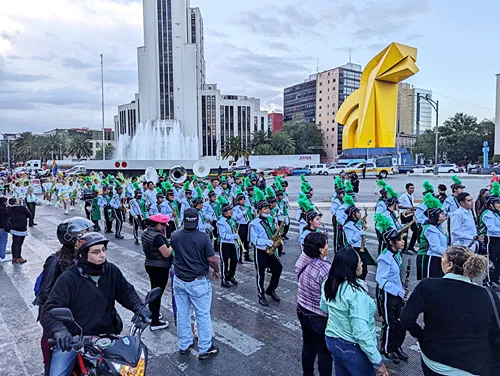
149,214,171,224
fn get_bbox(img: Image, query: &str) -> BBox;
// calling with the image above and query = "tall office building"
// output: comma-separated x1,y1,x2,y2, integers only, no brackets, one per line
396,83,433,136
116,0,268,159
315,63,362,161
283,75,317,123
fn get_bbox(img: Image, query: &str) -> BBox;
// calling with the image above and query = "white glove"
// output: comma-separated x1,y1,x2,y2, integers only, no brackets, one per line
233,234,240,241
360,230,366,235
265,240,274,247
207,224,214,232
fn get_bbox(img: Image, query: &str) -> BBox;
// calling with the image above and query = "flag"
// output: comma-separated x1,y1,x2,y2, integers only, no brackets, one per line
51,161,58,175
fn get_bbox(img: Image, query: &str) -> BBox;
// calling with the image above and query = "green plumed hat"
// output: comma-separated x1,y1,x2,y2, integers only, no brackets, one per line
422,180,434,194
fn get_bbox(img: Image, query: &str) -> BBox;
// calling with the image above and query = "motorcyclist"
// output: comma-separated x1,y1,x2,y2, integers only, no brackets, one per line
41,232,152,376
34,217,94,376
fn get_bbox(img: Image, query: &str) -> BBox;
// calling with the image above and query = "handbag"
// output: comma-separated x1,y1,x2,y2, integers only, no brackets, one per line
82,278,123,334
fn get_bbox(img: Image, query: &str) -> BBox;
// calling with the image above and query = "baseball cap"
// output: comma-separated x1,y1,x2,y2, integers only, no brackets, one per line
183,208,199,229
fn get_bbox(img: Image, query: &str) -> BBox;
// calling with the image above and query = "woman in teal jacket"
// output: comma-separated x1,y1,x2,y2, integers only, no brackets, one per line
321,247,389,376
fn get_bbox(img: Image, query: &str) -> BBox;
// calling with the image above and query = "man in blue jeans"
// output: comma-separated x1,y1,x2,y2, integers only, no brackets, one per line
171,208,220,360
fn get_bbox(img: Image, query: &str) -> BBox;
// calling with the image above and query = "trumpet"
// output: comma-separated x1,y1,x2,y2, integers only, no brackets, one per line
399,218,416,234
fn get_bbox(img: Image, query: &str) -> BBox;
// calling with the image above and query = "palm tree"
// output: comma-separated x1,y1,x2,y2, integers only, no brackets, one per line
254,143,275,155
13,132,39,161
42,134,65,160
222,136,250,164
67,134,92,159
251,130,272,151
270,132,295,154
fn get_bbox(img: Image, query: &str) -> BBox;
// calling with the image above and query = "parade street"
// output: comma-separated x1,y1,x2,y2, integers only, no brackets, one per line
0,199,428,376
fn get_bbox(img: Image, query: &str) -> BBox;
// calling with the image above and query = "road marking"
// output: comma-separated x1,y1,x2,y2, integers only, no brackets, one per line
212,320,264,356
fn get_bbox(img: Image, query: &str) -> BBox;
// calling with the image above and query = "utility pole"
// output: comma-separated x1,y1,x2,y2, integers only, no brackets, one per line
101,54,105,160
419,94,439,175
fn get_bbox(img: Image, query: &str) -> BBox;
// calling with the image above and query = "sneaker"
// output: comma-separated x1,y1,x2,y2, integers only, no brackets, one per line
180,342,194,355
64,210,68,215
244,255,253,262
395,347,409,361
382,351,401,364
258,295,269,307
266,291,281,302
238,260,243,265
115,234,124,239
221,281,231,288
150,320,169,331
228,278,238,286
282,235,289,240
199,345,219,360
134,240,140,245
0,257,12,263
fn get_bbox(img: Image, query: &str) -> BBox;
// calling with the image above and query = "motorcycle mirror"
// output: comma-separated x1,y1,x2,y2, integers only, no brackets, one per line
49,308,75,324
144,288,161,305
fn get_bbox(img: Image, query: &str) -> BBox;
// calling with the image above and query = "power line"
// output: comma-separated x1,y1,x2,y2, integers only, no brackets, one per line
433,92,494,111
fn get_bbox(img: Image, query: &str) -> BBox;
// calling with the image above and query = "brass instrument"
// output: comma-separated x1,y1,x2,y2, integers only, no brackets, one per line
402,208,415,219
230,221,247,254
360,207,368,251
193,160,211,178
169,166,187,184
403,258,411,301
265,221,285,256
399,218,416,234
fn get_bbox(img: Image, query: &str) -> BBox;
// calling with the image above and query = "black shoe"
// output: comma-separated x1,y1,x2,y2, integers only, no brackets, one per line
33,223,38,226
228,278,238,286
199,345,219,360
245,255,253,262
395,347,409,361
382,351,401,364
29,224,34,227
150,320,169,331
282,235,289,240
180,342,194,355
134,240,139,245
258,295,269,306
279,251,286,255
221,281,231,288
238,260,243,265
115,234,124,239
266,268,272,274
266,291,281,302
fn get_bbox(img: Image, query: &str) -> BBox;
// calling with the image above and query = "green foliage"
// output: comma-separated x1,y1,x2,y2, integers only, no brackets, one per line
94,144,115,160
222,136,250,163
67,134,93,159
281,121,325,155
493,155,500,163
413,113,495,163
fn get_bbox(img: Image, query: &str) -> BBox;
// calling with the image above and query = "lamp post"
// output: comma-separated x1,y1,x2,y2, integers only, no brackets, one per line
418,94,439,175
366,140,372,161
101,54,105,161
0,133,15,172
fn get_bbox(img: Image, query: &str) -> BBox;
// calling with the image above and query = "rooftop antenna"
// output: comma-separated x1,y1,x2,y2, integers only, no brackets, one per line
348,48,352,64
316,58,319,73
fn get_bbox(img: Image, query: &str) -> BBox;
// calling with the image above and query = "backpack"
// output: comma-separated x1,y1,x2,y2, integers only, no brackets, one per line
34,271,44,298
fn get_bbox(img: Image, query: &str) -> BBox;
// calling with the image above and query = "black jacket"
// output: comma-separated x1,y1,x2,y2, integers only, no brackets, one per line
7,205,31,232
41,261,144,337
401,277,500,376
34,254,64,319
0,206,7,229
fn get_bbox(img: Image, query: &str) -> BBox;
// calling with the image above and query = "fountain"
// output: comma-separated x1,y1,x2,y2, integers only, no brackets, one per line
116,120,199,161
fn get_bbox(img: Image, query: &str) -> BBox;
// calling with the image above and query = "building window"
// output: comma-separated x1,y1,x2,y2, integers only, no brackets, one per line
328,80,330,84
327,120,329,124
319,82,323,86
319,106,322,110
319,114,321,117
319,98,322,102
326,128,329,132
319,90,322,94
328,72,330,76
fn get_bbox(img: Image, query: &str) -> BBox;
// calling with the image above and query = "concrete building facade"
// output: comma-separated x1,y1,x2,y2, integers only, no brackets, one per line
268,112,283,133
396,83,433,137
496,74,500,155
283,75,317,123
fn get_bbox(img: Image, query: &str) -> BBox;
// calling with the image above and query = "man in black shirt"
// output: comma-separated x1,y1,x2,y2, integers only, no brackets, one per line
170,208,220,360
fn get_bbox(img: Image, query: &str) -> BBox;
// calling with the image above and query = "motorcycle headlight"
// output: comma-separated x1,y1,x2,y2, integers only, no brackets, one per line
111,349,146,376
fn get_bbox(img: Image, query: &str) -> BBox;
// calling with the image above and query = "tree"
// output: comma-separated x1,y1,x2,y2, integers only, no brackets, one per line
222,136,250,164
41,134,66,160
13,132,41,161
94,144,115,160
254,143,276,155
270,131,295,154
281,121,325,155
251,130,272,151
67,134,93,159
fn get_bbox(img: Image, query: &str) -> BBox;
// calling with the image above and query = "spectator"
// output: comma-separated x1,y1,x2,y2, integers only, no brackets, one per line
26,186,38,227
257,171,266,190
402,246,500,376
7,197,32,264
170,208,220,360
475,188,490,219
321,247,389,376
491,171,500,187
0,197,10,262
295,232,332,376
436,184,447,204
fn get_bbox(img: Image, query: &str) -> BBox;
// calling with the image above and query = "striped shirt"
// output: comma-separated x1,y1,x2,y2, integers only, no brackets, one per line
295,253,331,316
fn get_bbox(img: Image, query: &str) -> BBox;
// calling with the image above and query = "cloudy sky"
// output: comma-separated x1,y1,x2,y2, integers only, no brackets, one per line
0,0,498,134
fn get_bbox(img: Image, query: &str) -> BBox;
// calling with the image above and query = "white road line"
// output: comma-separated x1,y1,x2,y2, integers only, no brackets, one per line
212,320,264,356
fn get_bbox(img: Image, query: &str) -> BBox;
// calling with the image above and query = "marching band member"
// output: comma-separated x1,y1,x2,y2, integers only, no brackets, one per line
180,180,193,209
436,184,448,204
398,183,418,253
478,182,500,289
68,181,78,211
374,180,389,255
275,176,290,239
244,177,256,210
415,181,435,226
81,179,93,220
450,192,478,251
335,181,355,237
149,192,165,216
375,216,408,363
376,185,402,255
43,178,54,205
90,184,105,232
205,185,220,248
126,176,137,202
249,187,283,307
343,195,375,280
230,174,243,203
58,179,72,215
331,177,345,250
275,182,290,241
442,175,465,245
232,189,253,263
101,185,115,234
163,182,181,237
297,195,322,252
220,177,231,198
192,187,212,234
144,181,158,209
266,187,284,256
296,177,314,232
110,183,125,239
129,187,149,245
216,196,240,288
12,181,24,205
417,193,447,279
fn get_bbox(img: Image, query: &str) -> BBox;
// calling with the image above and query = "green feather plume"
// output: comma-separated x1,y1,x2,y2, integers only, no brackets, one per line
423,192,441,209
235,188,244,196
300,174,308,183
386,185,399,199
376,179,387,189
101,179,109,187
334,176,344,190
156,187,162,194
133,182,140,190
113,179,121,189
265,186,276,199
274,181,283,192
221,175,227,182
275,175,285,184
422,180,434,193
298,195,314,212
254,187,266,203
450,175,462,185
193,175,199,181
183,181,190,191
196,186,203,198
162,182,172,191
300,184,311,194
218,195,229,205
344,194,355,207
158,169,163,176
344,181,353,193
84,176,91,182
207,183,215,193
375,213,393,233
244,176,252,188
491,182,500,197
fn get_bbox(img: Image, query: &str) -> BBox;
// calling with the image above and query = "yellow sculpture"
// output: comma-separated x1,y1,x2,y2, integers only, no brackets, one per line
336,42,418,149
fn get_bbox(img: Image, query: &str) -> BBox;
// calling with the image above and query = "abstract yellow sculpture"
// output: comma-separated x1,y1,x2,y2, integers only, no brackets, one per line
336,42,418,149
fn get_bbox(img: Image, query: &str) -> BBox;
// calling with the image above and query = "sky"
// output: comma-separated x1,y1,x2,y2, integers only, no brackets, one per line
0,0,498,134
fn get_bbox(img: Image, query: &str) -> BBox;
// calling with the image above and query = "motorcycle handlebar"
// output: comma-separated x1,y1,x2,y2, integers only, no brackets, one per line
48,335,95,348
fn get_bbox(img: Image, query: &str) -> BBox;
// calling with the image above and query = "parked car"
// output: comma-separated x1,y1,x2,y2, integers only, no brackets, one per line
291,167,311,176
412,164,426,173
268,166,293,177
345,161,393,178
396,165,414,174
423,163,460,174
328,165,347,175
305,164,329,175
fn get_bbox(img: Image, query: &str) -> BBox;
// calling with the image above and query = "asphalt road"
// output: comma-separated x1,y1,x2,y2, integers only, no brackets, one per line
0,202,431,376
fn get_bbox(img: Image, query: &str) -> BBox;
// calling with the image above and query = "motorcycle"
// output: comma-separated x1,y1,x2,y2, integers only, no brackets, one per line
48,288,161,376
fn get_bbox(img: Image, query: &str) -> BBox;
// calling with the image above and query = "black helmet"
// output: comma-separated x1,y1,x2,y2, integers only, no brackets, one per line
57,217,94,246
75,232,109,256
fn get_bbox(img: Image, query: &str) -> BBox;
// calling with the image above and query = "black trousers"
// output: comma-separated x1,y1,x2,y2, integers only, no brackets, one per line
254,248,282,296
133,217,145,242
283,222,290,237
211,220,219,250
92,220,101,232
418,254,444,279
219,242,238,282
144,265,170,326
104,207,113,233
277,221,285,256
376,229,386,255
332,216,338,251
237,224,250,261
296,305,332,376
485,236,500,283
376,288,405,353
400,214,418,250
12,235,25,259
27,202,36,226
84,201,91,220
113,208,124,236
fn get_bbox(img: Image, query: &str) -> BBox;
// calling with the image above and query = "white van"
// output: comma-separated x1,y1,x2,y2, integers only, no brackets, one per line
305,164,329,175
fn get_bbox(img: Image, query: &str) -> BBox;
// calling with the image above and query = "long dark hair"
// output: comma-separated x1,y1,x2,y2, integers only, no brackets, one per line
56,245,77,270
324,247,363,302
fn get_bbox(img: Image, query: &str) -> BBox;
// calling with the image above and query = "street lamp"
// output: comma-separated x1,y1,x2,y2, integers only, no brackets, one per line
366,140,372,161
0,133,15,171
418,94,439,175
